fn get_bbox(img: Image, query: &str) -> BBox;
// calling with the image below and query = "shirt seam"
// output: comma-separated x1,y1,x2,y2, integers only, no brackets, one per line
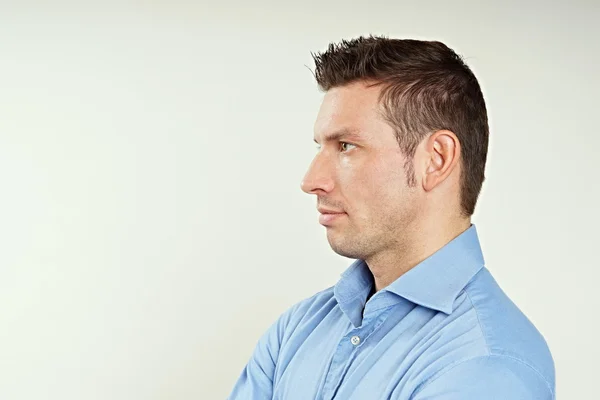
464,289,491,355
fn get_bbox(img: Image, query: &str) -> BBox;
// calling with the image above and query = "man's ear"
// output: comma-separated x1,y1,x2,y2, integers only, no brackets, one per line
422,130,461,192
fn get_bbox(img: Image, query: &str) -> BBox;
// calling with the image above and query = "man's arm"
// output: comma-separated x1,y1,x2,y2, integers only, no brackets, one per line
228,306,296,400
411,355,554,400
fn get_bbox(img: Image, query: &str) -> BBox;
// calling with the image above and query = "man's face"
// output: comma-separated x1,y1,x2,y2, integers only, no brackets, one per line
301,81,422,260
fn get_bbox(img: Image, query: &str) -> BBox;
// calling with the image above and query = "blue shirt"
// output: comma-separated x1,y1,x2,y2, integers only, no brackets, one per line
229,225,555,399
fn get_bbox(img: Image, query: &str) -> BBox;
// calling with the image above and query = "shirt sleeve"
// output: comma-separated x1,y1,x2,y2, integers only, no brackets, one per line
411,355,554,400
227,305,297,400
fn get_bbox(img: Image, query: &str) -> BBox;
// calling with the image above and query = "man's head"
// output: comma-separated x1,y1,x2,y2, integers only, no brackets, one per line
300,36,489,261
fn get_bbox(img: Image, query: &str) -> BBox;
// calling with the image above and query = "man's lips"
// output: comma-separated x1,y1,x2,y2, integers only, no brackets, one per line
317,208,346,225
317,206,344,214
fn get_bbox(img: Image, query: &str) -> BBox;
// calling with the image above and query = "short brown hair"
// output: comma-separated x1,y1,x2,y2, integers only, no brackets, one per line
311,36,489,217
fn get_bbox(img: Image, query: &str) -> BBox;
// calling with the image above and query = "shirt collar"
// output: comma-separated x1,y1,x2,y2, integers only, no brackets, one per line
333,259,373,328
334,224,485,323
385,224,484,314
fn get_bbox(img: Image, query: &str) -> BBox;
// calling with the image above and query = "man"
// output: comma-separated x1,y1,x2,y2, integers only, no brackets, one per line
228,36,555,399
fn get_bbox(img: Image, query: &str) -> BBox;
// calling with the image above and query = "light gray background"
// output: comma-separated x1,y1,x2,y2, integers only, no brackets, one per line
1,1,598,399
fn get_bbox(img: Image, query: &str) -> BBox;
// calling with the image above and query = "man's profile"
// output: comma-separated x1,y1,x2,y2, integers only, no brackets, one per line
228,36,555,399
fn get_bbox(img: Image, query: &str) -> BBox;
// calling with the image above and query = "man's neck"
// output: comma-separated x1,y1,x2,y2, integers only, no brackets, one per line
366,219,471,292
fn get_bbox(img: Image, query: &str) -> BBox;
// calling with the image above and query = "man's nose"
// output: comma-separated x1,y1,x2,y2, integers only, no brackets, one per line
300,155,334,195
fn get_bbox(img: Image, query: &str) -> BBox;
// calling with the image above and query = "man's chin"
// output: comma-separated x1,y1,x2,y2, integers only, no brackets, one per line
326,233,362,259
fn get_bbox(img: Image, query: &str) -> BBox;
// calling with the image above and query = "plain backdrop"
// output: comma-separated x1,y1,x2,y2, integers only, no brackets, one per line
0,1,598,399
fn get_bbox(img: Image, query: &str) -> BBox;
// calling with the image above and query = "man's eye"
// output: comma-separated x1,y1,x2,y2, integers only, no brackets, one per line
340,142,356,152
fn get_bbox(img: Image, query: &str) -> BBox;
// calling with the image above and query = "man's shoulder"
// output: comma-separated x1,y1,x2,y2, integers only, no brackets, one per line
461,268,555,390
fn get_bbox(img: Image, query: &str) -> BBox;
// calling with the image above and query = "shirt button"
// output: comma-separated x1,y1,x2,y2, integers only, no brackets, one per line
350,335,361,345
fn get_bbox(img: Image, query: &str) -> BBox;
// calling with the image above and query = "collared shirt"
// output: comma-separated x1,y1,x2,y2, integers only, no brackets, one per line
228,225,555,399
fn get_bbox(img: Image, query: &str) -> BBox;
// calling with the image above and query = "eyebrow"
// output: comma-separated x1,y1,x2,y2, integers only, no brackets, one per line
313,128,363,144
